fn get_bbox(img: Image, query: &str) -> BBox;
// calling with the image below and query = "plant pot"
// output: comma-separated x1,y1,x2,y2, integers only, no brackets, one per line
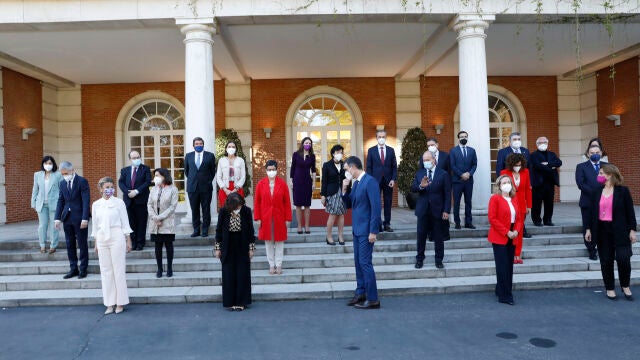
404,191,419,210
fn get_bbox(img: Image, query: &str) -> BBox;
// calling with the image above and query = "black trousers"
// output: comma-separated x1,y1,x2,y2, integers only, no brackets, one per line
127,203,148,248
597,221,633,290
580,207,598,254
452,181,473,225
152,234,175,271
531,182,554,224
416,212,445,262
221,232,252,308
188,190,212,232
379,177,393,226
492,237,515,303
63,221,88,272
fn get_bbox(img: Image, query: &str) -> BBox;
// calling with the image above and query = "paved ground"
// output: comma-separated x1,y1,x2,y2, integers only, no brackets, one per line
1,287,638,360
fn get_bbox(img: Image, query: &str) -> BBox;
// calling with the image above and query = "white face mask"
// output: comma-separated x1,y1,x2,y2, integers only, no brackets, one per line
377,138,386,146
63,174,73,182
512,140,522,148
538,143,548,151
428,145,437,153
344,170,353,180
513,166,522,173
43,164,53,172
226,148,236,155
266,170,277,178
334,153,343,161
153,176,163,186
500,183,513,193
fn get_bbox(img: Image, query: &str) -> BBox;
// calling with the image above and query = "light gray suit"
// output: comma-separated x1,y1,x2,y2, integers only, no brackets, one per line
31,171,62,249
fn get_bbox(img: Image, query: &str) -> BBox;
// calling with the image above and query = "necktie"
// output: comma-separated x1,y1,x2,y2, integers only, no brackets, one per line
196,153,201,169
131,167,137,188
427,169,433,182
462,147,467,158
380,147,385,164
594,163,600,173
515,148,520,154
67,180,71,192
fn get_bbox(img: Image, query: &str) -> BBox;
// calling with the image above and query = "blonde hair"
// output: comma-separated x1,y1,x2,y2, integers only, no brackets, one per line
600,164,624,186
98,176,114,190
494,174,516,197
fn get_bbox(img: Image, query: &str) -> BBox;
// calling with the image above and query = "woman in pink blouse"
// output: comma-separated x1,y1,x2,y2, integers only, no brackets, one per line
584,164,637,301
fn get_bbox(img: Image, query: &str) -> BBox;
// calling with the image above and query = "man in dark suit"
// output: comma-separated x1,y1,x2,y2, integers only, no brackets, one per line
118,150,152,251
411,151,451,269
342,156,381,309
366,130,397,232
184,137,216,237
449,131,477,229
529,136,562,227
427,137,450,240
575,144,607,260
496,132,530,178
54,161,90,279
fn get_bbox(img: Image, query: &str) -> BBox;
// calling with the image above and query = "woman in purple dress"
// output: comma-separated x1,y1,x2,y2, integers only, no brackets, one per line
290,137,316,234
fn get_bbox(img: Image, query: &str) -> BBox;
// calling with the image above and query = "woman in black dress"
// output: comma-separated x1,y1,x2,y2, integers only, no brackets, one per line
215,192,256,311
320,144,346,245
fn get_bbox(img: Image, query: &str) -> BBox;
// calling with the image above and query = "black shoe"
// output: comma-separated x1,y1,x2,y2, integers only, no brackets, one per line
297,231,303,234
354,300,381,309
384,226,394,232
464,224,476,229
499,299,515,305
523,230,532,238
415,260,423,269
136,245,144,251
606,294,618,301
63,270,79,279
444,235,451,240
454,224,462,230
78,271,87,279
347,294,366,306
167,268,173,278
435,261,444,269
338,239,346,245
624,294,634,301
543,222,555,226
201,231,209,238
156,270,163,278
589,253,598,261
326,238,336,246
190,231,200,238
304,230,311,234
533,222,543,227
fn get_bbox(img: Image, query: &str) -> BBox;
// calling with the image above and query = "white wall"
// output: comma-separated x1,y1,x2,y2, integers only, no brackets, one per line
395,78,422,207
0,68,6,223
42,84,83,175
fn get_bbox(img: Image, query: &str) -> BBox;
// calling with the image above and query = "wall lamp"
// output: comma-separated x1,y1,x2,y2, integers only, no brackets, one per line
606,114,620,126
434,124,444,135
263,127,272,139
22,128,37,140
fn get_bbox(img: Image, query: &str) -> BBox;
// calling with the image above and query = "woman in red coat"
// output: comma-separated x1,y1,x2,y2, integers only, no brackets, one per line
500,153,532,264
254,160,292,275
488,174,525,305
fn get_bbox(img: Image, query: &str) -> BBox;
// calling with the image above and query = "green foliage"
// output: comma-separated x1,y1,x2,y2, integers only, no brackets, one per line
397,127,428,195
215,128,252,196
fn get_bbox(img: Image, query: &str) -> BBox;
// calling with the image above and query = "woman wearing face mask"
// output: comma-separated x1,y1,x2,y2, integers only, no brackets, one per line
91,177,133,315
488,175,524,305
147,168,179,278
31,155,62,254
584,164,637,301
500,153,532,264
216,141,246,209
215,193,256,311
290,137,317,234
254,160,292,275
320,144,347,245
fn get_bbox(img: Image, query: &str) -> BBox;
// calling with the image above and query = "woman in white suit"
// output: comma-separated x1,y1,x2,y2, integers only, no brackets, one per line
31,156,62,253
91,177,133,315
216,141,246,208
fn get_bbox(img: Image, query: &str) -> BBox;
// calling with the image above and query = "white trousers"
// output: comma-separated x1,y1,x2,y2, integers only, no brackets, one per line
264,240,284,267
97,228,129,307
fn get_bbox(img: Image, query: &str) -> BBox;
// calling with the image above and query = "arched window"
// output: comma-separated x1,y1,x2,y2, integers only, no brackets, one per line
125,100,186,202
488,93,518,181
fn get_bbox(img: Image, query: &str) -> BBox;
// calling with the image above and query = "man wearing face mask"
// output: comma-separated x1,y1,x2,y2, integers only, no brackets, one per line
529,137,562,227
54,161,91,279
184,137,217,237
496,132,530,178
575,144,608,260
366,130,397,232
449,131,477,229
411,151,451,269
118,150,152,251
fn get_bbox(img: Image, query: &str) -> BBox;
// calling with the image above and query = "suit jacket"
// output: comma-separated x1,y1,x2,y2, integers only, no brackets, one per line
586,186,637,247
147,185,179,234
496,146,530,177
410,167,451,218
487,194,524,246
253,177,292,241
55,174,90,224
215,206,256,264
366,145,397,183
118,164,152,207
500,169,532,214
449,145,477,183
320,160,345,197
31,171,62,212
184,151,216,193
434,150,450,173
341,173,381,236
575,160,608,207
529,150,562,188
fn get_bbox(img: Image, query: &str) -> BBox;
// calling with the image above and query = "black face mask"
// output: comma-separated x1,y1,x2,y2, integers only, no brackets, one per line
459,138,468,145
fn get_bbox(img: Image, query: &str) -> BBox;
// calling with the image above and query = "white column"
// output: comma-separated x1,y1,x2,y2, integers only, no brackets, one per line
178,19,216,226
451,14,494,214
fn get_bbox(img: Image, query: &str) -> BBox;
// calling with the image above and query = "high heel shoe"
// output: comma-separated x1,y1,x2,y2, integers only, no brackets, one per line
156,269,163,278
166,267,173,278
606,291,617,301
326,238,336,246
338,238,345,245
622,287,634,301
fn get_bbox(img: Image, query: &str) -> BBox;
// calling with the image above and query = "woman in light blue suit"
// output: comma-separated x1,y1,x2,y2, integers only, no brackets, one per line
31,156,62,253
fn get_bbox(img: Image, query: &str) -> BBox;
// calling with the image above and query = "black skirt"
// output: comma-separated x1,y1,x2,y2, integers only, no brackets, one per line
221,231,252,307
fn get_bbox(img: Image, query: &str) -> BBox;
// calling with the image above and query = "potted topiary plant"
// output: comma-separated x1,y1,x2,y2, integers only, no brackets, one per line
215,128,252,196
397,127,428,209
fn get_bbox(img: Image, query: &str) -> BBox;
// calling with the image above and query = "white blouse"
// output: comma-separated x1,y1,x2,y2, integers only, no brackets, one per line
503,196,516,223
44,177,51,204
91,197,133,240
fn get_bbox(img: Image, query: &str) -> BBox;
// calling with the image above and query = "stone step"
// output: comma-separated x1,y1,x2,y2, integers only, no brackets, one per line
0,234,587,262
1,269,638,307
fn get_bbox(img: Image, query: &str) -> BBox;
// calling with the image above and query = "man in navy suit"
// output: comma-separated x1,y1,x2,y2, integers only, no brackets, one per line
427,137,451,239
54,161,90,279
449,131,477,229
342,156,381,309
411,151,451,269
529,137,562,227
495,132,530,178
184,137,217,237
575,144,607,260
366,130,397,232
118,150,152,251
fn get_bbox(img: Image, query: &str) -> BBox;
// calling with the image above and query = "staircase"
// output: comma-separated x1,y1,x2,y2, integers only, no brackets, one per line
1,224,639,307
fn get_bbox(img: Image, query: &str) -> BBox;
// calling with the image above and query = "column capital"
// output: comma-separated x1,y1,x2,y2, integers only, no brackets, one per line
177,18,216,44
449,13,495,41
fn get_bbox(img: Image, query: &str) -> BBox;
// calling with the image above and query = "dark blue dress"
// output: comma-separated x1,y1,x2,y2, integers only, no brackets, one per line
290,151,316,207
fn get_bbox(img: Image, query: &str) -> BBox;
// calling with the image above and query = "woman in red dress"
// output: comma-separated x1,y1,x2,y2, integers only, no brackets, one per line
500,153,532,264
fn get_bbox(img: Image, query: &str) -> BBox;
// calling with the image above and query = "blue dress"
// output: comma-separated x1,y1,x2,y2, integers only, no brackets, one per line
290,152,316,207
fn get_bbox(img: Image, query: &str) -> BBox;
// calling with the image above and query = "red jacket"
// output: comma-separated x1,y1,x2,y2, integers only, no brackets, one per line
487,194,525,246
254,177,292,241
500,168,532,214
